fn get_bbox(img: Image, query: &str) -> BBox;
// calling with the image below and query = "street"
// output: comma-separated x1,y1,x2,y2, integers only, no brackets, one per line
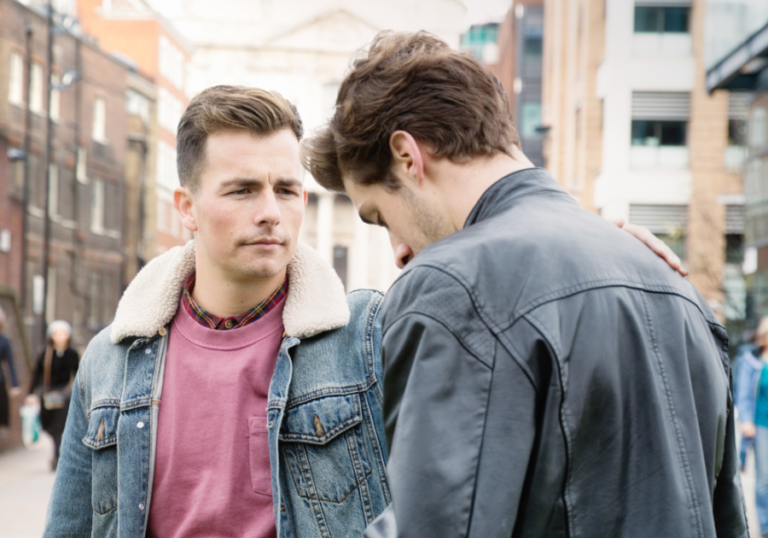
0,436,54,538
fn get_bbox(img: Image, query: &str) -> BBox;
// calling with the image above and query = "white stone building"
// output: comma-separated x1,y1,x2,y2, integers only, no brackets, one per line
146,0,469,292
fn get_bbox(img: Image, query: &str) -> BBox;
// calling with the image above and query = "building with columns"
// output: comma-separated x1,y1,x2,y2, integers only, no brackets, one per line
145,0,468,292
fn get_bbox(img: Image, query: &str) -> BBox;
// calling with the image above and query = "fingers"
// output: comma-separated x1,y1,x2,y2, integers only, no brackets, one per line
623,223,688,277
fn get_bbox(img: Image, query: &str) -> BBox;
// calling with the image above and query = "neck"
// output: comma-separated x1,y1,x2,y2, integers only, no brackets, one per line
433,153,532,232
192,255,286,319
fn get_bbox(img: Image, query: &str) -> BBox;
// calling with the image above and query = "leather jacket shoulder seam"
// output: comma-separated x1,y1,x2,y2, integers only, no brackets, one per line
383,311,493,369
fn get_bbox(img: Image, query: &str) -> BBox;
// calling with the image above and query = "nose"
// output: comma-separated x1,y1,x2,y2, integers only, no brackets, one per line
256,189,281,228
390,233,414,269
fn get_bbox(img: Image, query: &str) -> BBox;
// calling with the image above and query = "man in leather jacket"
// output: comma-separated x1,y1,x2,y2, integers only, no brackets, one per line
302,31,748,537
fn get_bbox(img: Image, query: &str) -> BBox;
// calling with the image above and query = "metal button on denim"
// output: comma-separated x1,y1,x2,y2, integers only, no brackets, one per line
137,422,145,429
145,348,151,354
139,503,145,511
158,327,167,337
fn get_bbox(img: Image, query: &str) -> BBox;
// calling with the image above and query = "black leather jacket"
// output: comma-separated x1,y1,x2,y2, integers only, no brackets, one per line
366,168,747,538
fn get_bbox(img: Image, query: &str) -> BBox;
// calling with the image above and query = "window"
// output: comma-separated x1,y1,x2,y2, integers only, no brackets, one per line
156,140,178,190
92,98,107,142
30,63,43,113
48,163,58,216
524,36,543,61
634,6,690,33
158,88,183,133
750,107,767,149
9,52,23,105
631,120,686,146
76,146,88,183
127,89,150,123
50,73,60,120
520,102,543,139
88,271,100,328
159,36,185,90
91,179,105,232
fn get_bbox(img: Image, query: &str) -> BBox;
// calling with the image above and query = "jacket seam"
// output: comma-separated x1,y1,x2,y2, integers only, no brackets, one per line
640,292,703,537
382,311,492,369
365,292,385,404
522,311,575,537
465,341,497,537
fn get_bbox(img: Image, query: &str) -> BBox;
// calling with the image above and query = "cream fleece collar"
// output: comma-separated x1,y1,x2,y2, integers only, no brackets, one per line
110,240,350,343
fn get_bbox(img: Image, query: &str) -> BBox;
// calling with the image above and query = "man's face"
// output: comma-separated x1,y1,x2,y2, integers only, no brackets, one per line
181,129,306,282
343,176,453,261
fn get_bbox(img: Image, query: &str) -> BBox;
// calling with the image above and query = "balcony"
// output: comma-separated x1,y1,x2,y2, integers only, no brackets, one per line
632,33,692,56
724,145,748,173
630,146,689,169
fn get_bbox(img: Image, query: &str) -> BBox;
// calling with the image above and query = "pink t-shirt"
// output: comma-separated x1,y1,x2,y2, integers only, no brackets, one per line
147,296,285,538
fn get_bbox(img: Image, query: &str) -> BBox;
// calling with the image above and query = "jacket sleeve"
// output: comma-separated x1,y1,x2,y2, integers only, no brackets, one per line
367,310,535,538
43,372,93,537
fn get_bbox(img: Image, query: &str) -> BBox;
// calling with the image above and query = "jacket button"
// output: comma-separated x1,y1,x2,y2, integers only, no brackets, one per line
139,503,145,511
145,348,151,355
158,327,167,337
224,319,234,329
268,421,275,429
137,422,145,429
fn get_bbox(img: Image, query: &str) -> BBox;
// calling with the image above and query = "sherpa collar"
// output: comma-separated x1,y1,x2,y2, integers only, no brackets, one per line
110,240,350,343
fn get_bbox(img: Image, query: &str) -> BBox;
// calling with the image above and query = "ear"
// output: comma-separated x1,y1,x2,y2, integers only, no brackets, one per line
174,186,199,232
389,130,425,187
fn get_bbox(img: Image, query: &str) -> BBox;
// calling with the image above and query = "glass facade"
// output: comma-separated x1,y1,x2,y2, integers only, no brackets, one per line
631,120,687,146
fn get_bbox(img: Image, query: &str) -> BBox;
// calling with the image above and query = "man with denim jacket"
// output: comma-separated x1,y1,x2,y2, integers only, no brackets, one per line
44,86,391,538
303,31,748,538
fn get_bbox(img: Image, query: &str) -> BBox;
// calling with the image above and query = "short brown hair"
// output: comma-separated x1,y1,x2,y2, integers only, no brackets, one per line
301,31,519,193
177,85,303,191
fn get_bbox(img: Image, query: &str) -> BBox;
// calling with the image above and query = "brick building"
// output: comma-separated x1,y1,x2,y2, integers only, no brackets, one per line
0,0,131,355
78,0,192,258
541,0,748,342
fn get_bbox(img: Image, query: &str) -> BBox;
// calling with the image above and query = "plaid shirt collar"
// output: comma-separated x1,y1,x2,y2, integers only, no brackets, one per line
181,272,287,330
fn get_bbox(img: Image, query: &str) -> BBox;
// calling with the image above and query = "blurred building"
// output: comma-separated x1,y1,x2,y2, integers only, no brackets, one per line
707,10,768,319
78,0,192,259
542,0,747,335
491,0,545,167
0,0,131,352
145,0,468,293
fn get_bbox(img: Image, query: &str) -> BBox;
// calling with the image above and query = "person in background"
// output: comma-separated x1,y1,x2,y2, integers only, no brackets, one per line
734,329,759,471
0,307,21,438
736,317,768,537
28,320,79,470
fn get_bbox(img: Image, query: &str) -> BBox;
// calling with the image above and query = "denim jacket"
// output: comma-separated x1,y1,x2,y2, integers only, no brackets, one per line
44,241,391,537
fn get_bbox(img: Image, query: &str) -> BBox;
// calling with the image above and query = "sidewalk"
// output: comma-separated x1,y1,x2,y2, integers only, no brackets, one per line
0,435,55,538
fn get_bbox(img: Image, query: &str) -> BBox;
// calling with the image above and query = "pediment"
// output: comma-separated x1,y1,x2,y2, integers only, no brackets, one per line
268,10,381,54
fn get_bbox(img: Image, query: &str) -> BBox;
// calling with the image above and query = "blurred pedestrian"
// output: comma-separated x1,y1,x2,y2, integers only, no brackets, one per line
736,317,768,536
27,320,78,470
734,330,759,470
0,307,21,434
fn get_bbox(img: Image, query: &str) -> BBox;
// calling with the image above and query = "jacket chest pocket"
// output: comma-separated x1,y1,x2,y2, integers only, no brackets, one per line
280,393,372,503
82,405,119,515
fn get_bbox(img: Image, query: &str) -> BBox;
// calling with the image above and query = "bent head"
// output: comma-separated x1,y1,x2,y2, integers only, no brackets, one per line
302,31,523,259
175,86,306,283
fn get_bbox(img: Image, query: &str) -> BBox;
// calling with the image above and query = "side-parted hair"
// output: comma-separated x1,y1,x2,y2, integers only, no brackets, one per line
300,31,520,193
177,85,304,192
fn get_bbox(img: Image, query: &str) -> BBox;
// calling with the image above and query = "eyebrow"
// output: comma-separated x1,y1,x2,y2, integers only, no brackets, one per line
219,177,303,189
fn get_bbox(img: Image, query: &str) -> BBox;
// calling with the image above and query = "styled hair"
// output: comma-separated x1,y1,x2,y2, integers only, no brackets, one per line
301,31,520,193
177,85,304,191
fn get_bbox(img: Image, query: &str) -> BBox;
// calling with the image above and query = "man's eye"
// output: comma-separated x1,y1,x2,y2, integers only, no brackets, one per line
277,188,298,196
231,188,249,195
